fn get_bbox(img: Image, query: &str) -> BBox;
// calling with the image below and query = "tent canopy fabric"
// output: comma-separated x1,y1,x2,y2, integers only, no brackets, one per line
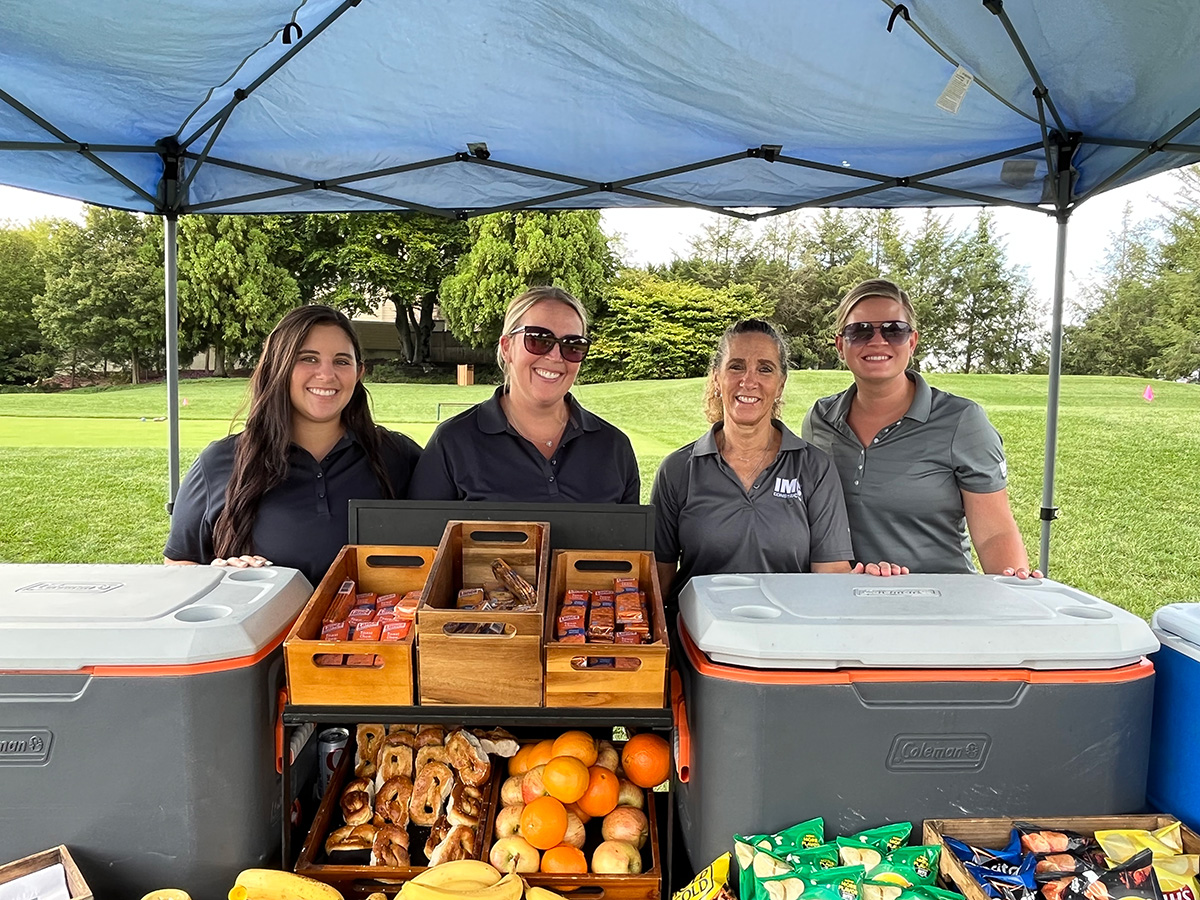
4,0,1200,219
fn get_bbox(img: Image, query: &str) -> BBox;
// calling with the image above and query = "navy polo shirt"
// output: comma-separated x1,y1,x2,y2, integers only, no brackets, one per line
652,421,854,602
408,386,640,503
165,429,422,586
802,371,1008,573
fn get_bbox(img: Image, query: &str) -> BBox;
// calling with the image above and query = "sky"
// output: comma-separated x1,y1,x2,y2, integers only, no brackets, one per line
1,169,1183,325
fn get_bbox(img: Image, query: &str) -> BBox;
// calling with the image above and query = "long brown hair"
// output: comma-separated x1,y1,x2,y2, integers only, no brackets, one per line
212,305,397,559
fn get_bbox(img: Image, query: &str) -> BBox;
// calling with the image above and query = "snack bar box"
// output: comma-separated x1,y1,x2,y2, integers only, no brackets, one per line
0,563,312,900
1148,603,1200,831
675,573,1159,869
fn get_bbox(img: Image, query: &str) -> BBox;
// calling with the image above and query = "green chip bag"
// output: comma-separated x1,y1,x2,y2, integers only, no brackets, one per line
771,818,827,852
736,836,794,900
809,864,867,900
837,825,914,869
785,843,841,872
868,845,941,885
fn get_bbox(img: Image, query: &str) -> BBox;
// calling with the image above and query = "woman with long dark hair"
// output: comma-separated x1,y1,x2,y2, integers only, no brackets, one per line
165,305,421,586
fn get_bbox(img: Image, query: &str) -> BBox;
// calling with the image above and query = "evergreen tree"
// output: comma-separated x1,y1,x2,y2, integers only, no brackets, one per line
0,222,56,384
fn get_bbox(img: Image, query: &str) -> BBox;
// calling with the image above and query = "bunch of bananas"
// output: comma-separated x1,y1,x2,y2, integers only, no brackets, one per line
397,861,564,900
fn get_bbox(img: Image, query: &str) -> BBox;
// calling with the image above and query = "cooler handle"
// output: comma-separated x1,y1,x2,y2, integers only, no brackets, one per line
275,687,287,774
670,667,691,783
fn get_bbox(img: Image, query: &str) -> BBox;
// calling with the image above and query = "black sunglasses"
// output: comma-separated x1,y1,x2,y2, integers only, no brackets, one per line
840,320,915,345
509,325,591,363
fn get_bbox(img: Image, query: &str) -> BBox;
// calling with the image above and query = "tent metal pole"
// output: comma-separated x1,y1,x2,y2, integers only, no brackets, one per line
164,214,181,511
1039,216,1068,574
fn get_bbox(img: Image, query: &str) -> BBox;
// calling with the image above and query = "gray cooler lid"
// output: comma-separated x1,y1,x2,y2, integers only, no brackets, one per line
678,572,1159,670
0,564,313,670
1152,603,1200,662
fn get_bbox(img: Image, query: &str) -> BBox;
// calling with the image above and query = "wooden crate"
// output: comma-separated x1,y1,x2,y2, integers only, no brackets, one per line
285,545,436,707
295,729,501,894
0,845,93,899
923,815,1200,900
544,549,669,708
418,521,550,707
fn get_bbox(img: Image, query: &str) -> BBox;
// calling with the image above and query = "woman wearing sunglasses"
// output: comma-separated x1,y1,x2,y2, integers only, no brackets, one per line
801,278,1038,577
409,285,639,503
652,319,904,608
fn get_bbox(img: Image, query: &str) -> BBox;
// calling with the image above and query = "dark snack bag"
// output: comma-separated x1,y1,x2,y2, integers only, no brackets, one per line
966,854,1038,900
1015,824,1098,857
1061,849,1164,900
945,833,1025,872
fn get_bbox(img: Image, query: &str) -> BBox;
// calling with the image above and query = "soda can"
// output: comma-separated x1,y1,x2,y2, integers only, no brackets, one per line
317,726,350,797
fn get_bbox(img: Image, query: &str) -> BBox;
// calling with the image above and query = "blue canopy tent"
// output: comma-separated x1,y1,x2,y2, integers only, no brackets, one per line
4,0,1200,571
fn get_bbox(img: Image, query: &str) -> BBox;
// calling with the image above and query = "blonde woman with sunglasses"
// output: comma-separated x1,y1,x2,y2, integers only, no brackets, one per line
409,286,639,502
801,278,1039,578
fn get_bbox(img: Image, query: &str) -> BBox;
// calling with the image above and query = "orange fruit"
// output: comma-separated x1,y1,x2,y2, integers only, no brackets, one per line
543,755,590,804
565,801,591,824
621,733,671,788
541,843,588,874
509,744,536,776
552,730,598,767
521,796,568,850
574,765,620,818
526,738,557,770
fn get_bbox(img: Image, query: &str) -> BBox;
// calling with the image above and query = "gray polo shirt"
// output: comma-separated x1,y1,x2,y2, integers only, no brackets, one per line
408,386,640,503
801,371,1007,574
651,421,854,602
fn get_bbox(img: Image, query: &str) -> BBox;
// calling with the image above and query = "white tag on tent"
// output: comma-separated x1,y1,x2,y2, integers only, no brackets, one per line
936,66,974,114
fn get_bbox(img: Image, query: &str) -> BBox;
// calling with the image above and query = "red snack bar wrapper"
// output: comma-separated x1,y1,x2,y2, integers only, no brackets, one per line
352,620,383,641
344,653,379,667
346,605,375,625
558,631,587,643
381,619,412,641
564,589,591,603
614,630,643,644
557,602,586,631
593,590,616,605
314,653,345,666
613,576,639,593
616,593,647,626
374,608,399,624
395,590,422,618
321,621,350,642
457,587,485,608
587,601,616,642
616,657,641,670
355,591,378,607
376,592,400,609
322,578,358,624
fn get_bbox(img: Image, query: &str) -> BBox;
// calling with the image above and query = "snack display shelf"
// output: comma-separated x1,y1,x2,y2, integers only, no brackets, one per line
283,705,672,728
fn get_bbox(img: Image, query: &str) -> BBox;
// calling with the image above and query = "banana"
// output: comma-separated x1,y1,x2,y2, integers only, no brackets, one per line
526,887,568,900
410,860,503,891
228,868,344,900
401,872,524,900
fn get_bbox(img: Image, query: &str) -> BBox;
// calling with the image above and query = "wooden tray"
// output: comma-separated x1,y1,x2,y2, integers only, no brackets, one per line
285,545,435,707
295,728,501,894
418,521,550,707
544,550,669,708
923,814,1200,900
0,845,93,899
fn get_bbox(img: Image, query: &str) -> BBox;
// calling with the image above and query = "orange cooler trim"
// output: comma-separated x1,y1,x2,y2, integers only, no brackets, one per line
678,621,1154,685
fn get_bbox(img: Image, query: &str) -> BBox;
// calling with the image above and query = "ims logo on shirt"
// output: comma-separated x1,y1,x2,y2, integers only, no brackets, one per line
772,476,803,500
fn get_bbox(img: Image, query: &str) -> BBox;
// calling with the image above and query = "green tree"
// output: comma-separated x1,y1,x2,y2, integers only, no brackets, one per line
588,271,772,380
34,208,165,383
440,211,614,347
1151,168,1200,380
901,210,960,368
0,222,56,384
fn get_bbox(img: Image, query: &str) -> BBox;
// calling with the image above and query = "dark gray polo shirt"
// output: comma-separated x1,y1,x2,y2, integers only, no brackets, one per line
408,386,640,504
801,371,1007,574
165,429,421,586
651,421,854,602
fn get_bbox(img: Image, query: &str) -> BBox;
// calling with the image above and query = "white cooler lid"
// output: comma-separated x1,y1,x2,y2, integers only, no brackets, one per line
1152,603,1200,661
0,564,313,670
678,572,1158,670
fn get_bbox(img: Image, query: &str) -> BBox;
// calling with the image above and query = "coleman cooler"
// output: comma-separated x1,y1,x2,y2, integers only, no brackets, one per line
1148,603,1200,830
675,573,1159,869
0,564,312,900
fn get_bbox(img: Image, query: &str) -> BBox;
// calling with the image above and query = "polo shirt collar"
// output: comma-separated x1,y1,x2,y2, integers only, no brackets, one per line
288,429,360,459
825,370,932,425
696,419,804,456
480,385,600,435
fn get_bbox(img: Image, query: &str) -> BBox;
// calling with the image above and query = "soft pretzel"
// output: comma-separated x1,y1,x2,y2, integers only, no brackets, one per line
415,744,451,772
424,815,452,858
447,782,484,829
427,824,477,866
356,724,386,777
377,732,415,782
341,776,375,826
410,761,454,826
372,824,411,868
445,729,491,787
389,723,418,734
375,776,413,827
414,725,445,748
473,727,520,758
326,823,378,854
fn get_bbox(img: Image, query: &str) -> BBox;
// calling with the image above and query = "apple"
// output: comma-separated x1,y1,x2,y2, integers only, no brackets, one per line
595,740,621,772
494,803,525,838
522,764,549,804
565,801,591,824
616,778,644,810
501,775,525,807
562,810,587,849
490,835,541,874
592,840,643,874
601,806,649,850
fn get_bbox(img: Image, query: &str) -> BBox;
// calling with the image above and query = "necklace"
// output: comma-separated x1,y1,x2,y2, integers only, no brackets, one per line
719,432,777,469
507,407,568,449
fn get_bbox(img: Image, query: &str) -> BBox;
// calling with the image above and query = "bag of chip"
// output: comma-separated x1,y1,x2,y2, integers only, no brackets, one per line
838,825,914,869
945,833,1025,870
1016,824,1099,857
809,865,868,900
1096,824,1186,862
735,836,793,900
1060,849,1164,900
965,853,1038,900
869,846,942,885
753,864,865,900
784,843,841,872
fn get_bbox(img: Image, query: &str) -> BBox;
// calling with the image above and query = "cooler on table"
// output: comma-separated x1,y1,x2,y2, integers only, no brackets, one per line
1148,603,1200,830
674,573,1159,870
0,564,313,900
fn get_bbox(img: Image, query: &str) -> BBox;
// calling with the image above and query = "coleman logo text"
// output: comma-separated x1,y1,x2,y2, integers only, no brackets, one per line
887,734,991,771
0,729,53,766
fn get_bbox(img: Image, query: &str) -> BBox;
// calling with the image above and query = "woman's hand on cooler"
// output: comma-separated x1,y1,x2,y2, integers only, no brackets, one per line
1001,566,1043,579
210,554,272,568
852,560,910,576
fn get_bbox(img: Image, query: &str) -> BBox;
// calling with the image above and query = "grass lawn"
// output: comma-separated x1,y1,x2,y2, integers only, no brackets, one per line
1,373,1197,620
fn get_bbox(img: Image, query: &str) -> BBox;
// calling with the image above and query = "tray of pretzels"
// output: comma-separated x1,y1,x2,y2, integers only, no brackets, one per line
295,723,519,890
